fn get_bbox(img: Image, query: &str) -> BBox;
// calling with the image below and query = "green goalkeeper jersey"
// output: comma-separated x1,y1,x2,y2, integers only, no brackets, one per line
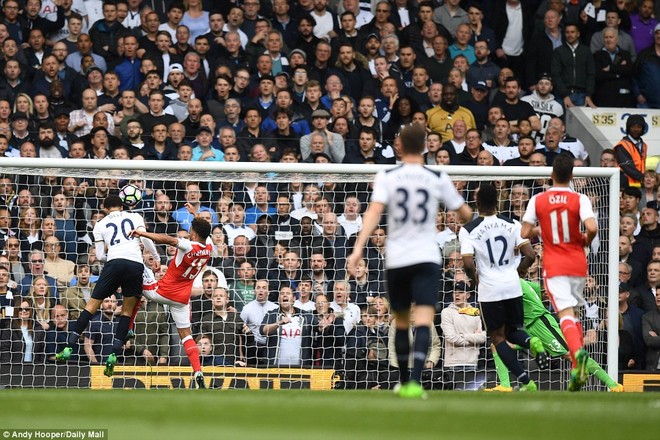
520,279,551,327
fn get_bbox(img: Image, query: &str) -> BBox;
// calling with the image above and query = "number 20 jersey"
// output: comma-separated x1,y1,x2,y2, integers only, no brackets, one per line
157,237,212,304
459,215,527,302
371,164,465,269
523,187,595,278
93,210,147,263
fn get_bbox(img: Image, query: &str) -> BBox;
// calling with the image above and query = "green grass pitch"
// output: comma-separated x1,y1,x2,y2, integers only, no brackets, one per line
1,390,658,440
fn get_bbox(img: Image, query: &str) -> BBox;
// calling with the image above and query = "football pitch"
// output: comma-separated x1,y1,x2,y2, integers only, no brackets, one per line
1,390,658,440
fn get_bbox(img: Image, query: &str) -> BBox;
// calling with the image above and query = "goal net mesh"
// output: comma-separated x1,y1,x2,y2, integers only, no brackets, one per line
0,160,617,391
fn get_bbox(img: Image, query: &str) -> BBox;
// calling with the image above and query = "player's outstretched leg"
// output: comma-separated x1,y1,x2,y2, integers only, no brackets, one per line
494,341,537,392
483,345,513,392
56,304,100,361
585,357,622,391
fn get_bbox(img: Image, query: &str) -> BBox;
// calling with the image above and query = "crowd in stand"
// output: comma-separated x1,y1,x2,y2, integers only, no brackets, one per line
1,0,660,388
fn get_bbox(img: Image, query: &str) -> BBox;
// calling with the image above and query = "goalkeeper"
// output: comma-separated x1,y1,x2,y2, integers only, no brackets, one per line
485,278,623,392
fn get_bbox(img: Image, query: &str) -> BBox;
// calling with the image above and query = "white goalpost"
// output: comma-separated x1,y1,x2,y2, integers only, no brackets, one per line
0,158,619,390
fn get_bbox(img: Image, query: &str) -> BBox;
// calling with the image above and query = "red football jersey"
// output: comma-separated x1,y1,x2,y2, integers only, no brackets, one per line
157,238,212,304
523,188,595,278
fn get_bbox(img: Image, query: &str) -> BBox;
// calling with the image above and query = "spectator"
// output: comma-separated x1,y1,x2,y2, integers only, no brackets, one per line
440,281,486,372
427,84,475,142
199,286,245,366
614,114,648,188
433,0,468,37
19,250,59,301
61,262,95,320
0,265,18,330
330,280,361,334
44,304,77,363
634,24,660,109
260,283,318,368
642,293,660,371
44,237,75,290
618,282,646,370
230,259,257,313
0,298,46,364
240,279,278,366
590,9,637,61
27,275,56,332
551,23,597,108
593,27,635,108
640,171,659,211
315,292,345,370
294,274,316,312
630,0,658,55
631,260,660,314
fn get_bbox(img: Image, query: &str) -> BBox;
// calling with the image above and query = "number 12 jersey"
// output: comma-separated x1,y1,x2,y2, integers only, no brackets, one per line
459,215,528,301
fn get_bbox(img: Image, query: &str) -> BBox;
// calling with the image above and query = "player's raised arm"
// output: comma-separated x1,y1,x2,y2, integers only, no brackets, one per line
346,201,385,276
130,228,179,246
455,203,473,225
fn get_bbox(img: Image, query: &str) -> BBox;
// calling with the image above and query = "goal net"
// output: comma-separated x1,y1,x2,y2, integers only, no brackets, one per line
0,158,619,390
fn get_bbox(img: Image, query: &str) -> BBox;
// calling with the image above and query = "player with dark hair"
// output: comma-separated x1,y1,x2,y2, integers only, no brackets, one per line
56,195,159,377
460,184,546,392
348,124,473,398
521,155,598,391
129,204,213,389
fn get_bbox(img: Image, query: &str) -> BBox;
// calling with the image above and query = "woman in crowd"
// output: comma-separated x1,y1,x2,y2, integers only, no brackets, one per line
0,298,46,364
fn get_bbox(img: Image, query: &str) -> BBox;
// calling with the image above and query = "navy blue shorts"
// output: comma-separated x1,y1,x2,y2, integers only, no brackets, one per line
91,259,144,300
386,262,439,312
480,296,524,333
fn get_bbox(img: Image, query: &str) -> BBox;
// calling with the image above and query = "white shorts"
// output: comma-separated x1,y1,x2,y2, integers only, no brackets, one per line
142,286,191,330
543,276,586,312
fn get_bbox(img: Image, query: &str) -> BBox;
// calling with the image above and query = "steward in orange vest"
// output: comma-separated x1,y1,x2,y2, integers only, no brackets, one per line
614,115,648,188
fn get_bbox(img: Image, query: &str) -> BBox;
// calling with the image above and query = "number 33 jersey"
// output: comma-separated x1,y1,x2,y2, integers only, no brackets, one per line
371,165,466,269
157,237,212,304
522,187,595,278
459,215,528,301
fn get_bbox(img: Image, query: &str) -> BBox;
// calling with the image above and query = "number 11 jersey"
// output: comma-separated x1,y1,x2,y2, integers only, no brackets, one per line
459,215,528,301
523,187,595,278
157,238,212,304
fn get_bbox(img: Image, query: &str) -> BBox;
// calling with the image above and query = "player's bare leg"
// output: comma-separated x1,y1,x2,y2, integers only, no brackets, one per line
177,327,205,389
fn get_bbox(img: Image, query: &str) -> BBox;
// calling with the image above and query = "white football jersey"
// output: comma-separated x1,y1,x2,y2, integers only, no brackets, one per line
459,215,528,302
93,210,146,263
371,164,465,269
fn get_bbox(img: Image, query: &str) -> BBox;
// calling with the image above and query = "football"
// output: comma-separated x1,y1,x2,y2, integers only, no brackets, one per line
118,184,142,207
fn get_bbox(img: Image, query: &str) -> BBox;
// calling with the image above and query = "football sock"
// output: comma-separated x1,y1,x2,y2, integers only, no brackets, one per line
560,316,583,368
113,315,131,353
507,330,530,348
411,325,430,383
587,357,617,389
492,349,511,388
495,341,529,384
67,309,94,347
182,335,201,373
395,328,410,384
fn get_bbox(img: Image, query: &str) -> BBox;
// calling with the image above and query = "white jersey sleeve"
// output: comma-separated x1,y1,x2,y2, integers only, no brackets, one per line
522,195,538,225
92,211,146,264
